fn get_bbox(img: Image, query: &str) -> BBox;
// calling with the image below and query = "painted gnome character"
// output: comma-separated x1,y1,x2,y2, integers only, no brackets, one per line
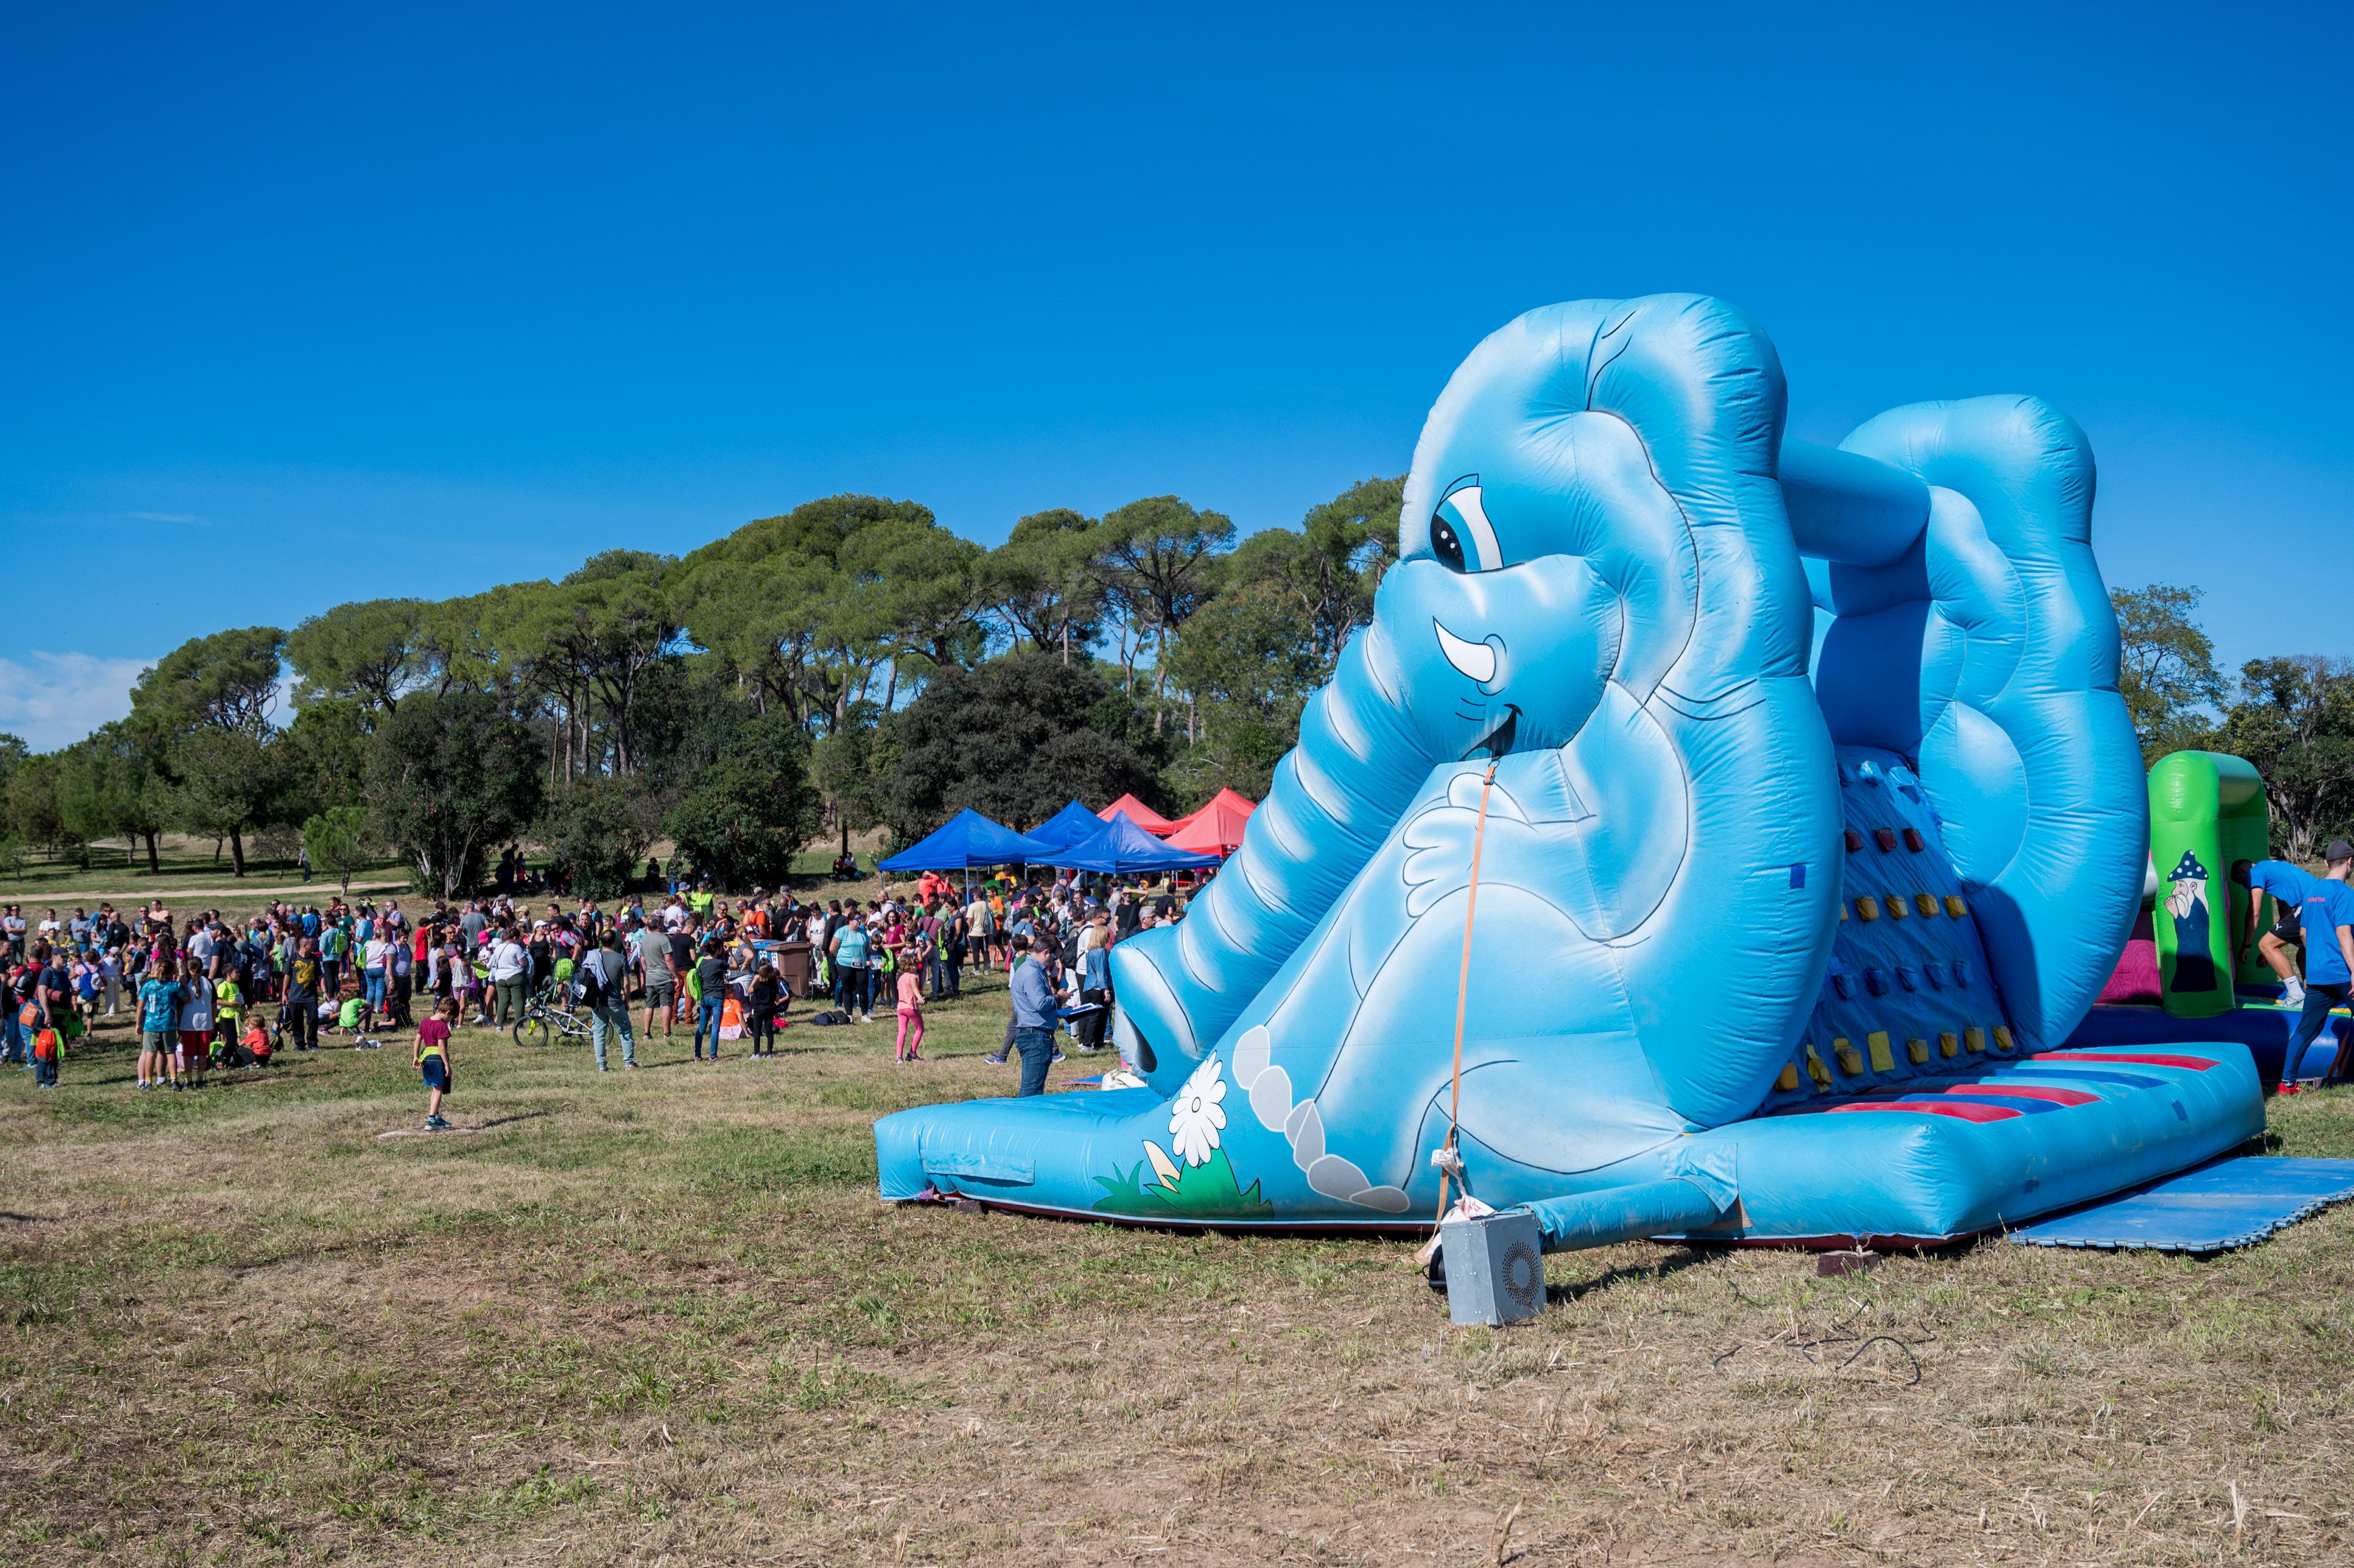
2164,849,2218,994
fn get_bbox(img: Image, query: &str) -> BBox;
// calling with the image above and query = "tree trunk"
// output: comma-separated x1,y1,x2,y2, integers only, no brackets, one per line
143,831,160,874
229,827,246,878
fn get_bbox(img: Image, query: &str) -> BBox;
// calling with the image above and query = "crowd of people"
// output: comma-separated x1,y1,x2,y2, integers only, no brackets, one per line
0,865,1202,1121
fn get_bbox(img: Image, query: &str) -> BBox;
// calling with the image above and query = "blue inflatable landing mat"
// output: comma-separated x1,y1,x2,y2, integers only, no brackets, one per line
2005,1157,2354,1252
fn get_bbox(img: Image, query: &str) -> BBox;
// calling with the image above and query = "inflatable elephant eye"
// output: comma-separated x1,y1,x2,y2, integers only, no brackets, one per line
1429,476,1501,572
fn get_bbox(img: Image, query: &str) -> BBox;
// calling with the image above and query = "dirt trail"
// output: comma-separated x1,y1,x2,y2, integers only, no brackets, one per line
9,878,411,903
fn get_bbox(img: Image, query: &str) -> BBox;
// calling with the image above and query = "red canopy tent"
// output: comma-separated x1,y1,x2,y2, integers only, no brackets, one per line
1096,793,1175,836
1164,788,1257,854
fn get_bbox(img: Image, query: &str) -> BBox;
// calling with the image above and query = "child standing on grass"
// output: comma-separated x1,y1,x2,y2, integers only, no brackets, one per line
416,997,456,1130
894,961,925,1063
746,961,784,1057
137,956,181,1090
32,1022,60,1089
176,964,214,1090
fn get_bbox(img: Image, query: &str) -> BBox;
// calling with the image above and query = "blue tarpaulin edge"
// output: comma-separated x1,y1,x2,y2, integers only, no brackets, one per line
2005,1156,2354,1253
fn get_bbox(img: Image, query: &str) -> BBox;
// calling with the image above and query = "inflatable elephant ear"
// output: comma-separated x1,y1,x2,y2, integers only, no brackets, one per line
1804,399,2146,1048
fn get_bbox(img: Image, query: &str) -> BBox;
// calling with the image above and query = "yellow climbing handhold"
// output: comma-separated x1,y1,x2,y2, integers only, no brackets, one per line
1855,896,1880,922
1887,895,1909,920
1804,1042,1833,1089
1940,1030,1960,1059
1907,1037,1931,1065
1915,893,1939,918
1776,1062,1801,1092
1866,1031,1894,1072
1945,895,1967,918
1964,1026,1986,1054
1835,1037,1864,1076
1992,1026,2015,1054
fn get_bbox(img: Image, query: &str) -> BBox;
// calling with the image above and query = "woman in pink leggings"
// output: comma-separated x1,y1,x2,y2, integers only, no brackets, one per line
894,966,925,1062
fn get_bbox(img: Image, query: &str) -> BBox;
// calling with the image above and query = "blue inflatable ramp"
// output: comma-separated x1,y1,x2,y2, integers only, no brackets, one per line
2006,1157,2354,1252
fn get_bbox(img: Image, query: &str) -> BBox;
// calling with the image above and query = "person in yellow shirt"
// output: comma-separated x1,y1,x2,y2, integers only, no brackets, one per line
212,973,243,1068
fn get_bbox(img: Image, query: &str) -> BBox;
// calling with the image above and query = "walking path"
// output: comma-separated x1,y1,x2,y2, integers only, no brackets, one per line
8,878,413,903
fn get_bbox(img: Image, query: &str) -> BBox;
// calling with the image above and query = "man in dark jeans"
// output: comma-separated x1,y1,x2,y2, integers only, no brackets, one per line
1007,933,1059,1096
2238,841,2354,1090
283,938,321,1051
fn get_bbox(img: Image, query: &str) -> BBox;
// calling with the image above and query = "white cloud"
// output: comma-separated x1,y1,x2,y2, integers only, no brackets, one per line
0,651,155,751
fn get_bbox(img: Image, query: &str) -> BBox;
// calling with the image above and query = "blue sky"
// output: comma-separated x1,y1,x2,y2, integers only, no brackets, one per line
4,3,2349,748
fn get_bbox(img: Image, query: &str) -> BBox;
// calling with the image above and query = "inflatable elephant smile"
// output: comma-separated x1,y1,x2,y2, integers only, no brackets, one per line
876,293,2263,1248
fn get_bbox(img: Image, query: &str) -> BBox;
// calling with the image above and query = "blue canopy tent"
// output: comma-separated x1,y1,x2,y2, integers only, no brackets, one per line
1024,799,1109,858
1053,811,1224,875
878,809,1054,876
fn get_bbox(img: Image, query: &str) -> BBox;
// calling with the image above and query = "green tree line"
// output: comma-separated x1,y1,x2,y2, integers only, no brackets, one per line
0,478,1404,895
2112,582,2354,862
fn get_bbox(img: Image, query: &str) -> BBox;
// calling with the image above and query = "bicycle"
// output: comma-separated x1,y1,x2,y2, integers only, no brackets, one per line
511,981,593,1049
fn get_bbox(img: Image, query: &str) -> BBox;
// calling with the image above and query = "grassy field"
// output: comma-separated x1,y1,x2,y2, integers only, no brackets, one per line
5,984,2354,1567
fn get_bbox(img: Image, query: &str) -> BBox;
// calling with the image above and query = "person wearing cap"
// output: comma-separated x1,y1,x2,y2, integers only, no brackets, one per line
2235,839,2354,1091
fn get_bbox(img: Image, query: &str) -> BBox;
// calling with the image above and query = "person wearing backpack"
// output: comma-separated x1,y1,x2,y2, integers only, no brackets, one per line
32,1021,60,1088
578,930,637,1071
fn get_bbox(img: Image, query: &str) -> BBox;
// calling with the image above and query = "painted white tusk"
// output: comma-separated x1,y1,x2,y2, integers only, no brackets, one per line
1434,621,1497,685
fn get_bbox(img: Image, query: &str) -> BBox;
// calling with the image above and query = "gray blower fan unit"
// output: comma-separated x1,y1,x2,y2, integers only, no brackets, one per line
1440,1209,1546,1326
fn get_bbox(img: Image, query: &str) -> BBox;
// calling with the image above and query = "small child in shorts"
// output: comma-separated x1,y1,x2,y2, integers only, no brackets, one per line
416,997,456,1129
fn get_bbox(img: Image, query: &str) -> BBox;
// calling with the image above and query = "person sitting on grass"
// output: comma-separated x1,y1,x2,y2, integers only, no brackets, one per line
416,996,457,1130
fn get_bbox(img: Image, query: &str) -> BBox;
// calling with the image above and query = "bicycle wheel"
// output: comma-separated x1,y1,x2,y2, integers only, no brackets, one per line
514,1013,551,1049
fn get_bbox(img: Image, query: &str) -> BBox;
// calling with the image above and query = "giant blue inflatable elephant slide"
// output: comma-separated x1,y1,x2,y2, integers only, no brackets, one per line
875,294,2263,1249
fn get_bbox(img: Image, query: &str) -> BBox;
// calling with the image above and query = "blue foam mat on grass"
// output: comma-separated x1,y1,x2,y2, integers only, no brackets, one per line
2006,1157,2354,1252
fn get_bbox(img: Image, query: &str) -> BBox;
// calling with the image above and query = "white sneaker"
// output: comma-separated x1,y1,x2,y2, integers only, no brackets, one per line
2284,979,2308,1007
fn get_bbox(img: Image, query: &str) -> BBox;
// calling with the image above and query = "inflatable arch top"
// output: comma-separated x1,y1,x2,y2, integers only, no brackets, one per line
878,294,2262,1248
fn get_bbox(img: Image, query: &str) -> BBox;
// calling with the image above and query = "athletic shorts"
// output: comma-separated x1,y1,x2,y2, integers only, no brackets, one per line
178,1030,210,1054
141,1029,174,1054
2272,910,2305,944
645,977,675,1003
421,1056,450,1091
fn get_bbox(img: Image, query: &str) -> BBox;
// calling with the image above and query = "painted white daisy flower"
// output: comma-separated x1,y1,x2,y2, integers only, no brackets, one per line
1168,1056,1228,1167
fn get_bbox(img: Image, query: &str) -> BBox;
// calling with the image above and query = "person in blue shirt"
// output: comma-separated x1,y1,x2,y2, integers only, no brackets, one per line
1005,934,1061,1096
2241,857,2322,1007
2236,841,2354,1089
